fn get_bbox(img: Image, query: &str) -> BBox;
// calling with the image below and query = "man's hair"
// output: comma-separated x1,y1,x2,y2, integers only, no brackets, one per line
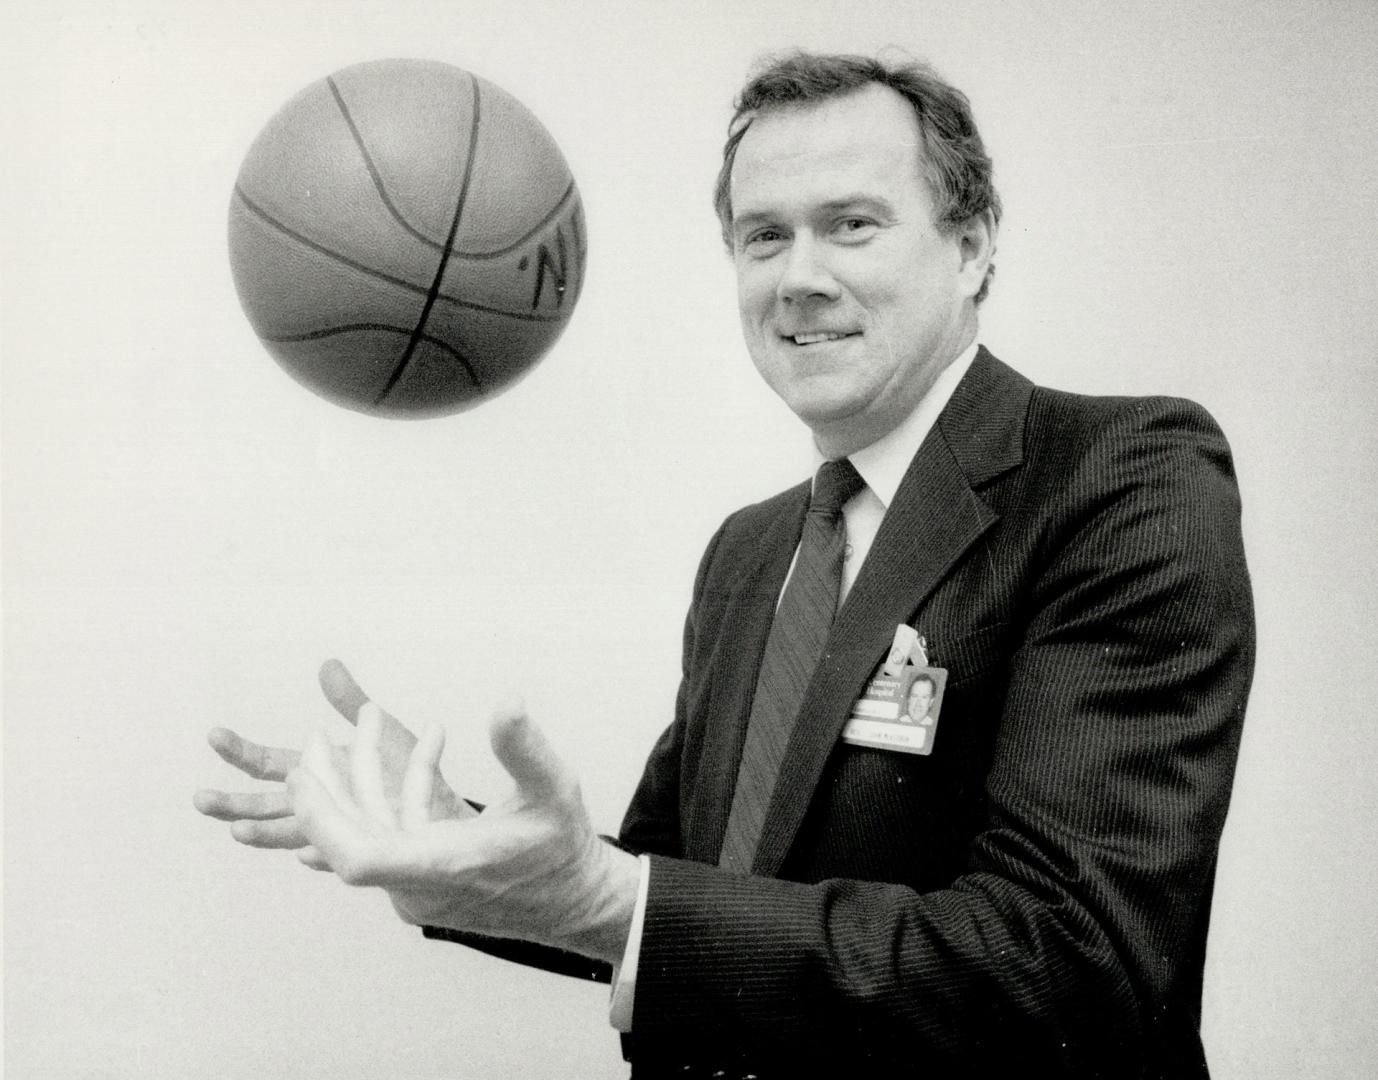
909,673,936,695
713,51,1002,303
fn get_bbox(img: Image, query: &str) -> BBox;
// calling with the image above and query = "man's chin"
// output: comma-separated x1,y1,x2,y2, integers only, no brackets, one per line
792,401,882,457
788,396,861,430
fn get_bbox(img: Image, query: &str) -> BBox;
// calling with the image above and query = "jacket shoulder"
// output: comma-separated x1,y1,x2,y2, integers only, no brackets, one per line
1027,385,1239,484
1030,383,1226,433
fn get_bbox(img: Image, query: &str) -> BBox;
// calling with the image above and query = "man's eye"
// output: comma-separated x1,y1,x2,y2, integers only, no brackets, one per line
743,229,786,253
837,218,876,238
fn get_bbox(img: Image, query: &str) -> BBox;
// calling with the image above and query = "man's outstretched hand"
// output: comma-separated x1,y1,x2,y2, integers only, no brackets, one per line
286,697,639,965
193,659,471,849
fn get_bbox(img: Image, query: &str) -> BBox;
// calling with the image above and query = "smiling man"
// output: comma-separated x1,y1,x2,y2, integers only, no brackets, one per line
728,80,993,458
199,51,1255,1080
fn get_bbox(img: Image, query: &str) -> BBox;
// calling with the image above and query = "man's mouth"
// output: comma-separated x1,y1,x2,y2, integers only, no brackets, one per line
787,331,858,345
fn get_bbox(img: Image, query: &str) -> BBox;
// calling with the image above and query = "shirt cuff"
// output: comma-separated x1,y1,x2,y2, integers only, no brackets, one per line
608,853,651,1032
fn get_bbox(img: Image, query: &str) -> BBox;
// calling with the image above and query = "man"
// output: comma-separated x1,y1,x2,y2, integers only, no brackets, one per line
905,672,937,724
197,52,1254,1079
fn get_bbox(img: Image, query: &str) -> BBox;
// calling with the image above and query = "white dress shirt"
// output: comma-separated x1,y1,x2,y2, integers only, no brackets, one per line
609,342,982,1031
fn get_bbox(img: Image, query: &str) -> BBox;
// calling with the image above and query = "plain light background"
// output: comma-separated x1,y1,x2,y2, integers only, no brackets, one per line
4,1,1376,1077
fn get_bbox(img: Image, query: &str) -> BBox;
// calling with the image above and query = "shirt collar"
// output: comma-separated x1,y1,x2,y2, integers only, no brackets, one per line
818,341,980,510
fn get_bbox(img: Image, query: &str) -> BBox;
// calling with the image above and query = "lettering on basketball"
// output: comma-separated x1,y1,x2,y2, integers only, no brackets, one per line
531,225,570,310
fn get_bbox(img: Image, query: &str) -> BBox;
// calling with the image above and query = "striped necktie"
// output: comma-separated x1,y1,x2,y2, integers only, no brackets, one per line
719,457,866,873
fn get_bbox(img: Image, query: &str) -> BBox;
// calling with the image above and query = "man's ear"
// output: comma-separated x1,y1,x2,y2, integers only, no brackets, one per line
956,209,997,300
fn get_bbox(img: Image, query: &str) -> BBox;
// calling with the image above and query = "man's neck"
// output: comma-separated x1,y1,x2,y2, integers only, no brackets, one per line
811,325,979,459
813,339,981,465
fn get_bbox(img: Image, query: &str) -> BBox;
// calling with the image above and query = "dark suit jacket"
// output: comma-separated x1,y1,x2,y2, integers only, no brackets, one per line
431,349,1254,1080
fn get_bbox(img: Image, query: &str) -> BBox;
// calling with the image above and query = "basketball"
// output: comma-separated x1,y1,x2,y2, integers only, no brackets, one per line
227,59,585,418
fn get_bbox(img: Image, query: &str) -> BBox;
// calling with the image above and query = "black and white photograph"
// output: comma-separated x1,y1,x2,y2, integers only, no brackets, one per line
4,2,1376,1077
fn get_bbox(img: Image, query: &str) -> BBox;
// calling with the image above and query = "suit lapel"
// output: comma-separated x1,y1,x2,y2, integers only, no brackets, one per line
749,349,1032,876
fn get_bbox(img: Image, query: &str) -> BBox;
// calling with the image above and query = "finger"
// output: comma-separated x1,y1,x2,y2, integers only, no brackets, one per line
297,845,334,872
352,703,397,829
489,698,567,804
194,788,292,822
287,767,386,885
318,659,371,724
402,722,447,832
287,763,358,855
229,816,307,849
207,727,299,782
301,725,364,825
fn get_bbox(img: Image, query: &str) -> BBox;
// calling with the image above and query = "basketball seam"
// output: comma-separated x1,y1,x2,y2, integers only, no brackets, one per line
328,76,575,261
374,72,485,405
232,186,566,323
327,77,445,252
451,180,576,259
262,323,480,387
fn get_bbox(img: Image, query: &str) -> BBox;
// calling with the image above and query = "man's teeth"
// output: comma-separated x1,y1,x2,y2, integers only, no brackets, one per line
793,332,850,344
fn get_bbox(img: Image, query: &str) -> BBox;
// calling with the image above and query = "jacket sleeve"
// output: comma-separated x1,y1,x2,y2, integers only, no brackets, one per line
623,400,1254,1077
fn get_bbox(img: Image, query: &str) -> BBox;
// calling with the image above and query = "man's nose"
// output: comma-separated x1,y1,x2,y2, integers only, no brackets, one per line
777,235,841,304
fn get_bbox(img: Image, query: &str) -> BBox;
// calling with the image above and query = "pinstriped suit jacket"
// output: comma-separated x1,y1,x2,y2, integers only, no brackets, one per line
427,348,1253,1079
614,348,1254,1078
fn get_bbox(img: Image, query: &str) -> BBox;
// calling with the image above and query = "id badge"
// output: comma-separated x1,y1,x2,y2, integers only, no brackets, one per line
841,656,947,756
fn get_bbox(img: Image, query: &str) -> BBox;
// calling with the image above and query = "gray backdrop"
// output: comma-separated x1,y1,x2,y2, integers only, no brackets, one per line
5,1,1376,1077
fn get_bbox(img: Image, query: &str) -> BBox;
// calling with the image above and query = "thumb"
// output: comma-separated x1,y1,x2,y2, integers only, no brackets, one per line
489,697,568,804
318,659,371,724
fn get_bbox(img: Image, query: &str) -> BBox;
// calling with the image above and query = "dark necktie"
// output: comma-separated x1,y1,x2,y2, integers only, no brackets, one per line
718,457,866,873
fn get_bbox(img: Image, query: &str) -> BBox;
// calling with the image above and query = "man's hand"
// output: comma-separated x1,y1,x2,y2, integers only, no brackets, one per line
193,659,471,848
287,698,640,966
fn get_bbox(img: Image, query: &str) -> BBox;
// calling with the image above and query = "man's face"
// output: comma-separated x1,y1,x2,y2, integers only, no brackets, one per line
729,84,988,456
907,678,934,720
